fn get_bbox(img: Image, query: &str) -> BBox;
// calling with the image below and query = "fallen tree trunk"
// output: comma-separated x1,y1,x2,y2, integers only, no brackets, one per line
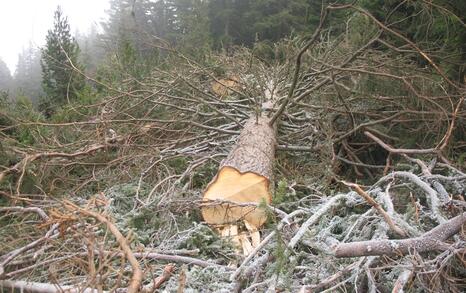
201,115,276,253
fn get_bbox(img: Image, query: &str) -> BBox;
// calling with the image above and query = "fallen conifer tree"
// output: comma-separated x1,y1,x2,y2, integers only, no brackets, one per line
0,2,464,292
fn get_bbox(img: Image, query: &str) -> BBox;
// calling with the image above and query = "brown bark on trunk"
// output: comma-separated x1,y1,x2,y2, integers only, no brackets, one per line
202,115,276,228
222,116,275,179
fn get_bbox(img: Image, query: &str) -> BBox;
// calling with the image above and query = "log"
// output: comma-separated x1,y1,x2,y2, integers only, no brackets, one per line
0,279,101,293
201,115,276,251
335,212,466,258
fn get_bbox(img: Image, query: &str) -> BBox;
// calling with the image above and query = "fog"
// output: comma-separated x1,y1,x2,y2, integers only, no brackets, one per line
0,0,109,73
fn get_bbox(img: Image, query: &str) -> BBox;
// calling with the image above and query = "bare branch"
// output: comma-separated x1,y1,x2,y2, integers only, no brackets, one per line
335,212,465,258
341,181,407,237
64,202,143,293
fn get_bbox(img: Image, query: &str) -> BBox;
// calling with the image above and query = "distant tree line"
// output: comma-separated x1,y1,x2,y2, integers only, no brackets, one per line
0,44,43,105
94,0,466,82
0,0,464,115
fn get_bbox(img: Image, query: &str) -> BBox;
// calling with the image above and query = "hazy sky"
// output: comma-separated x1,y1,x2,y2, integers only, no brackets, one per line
0,0,110,74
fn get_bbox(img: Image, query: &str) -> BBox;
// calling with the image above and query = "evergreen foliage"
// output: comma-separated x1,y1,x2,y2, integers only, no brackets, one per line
40,6,85,115
76,24,106,75
208,0,321,48
361,0,466,82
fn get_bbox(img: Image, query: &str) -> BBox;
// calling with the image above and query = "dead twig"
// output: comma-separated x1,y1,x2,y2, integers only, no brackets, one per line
364,131,437,155
0,223,59,277
0,279,103,293
64,201,143,293
269,4,330,126
341,181,407,237
0,206,49,221
141,264,175,293
392,268,413,293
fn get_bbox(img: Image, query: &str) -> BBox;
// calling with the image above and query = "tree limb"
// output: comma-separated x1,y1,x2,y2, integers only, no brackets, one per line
335,212,465,258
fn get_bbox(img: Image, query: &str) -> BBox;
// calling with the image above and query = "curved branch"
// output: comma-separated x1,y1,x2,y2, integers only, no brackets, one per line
364,131,437,154
268,5,330,126
64,201,143,293
341,181,406,237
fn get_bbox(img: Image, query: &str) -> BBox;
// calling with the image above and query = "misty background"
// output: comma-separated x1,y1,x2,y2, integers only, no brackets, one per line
0,0,331,107
0,0,108,105
0,0,464,109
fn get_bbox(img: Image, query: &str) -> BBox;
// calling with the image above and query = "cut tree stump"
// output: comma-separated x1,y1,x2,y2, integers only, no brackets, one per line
202,115,276,254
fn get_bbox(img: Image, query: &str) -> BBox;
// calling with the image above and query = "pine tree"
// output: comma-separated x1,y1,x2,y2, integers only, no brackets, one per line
40,6,84,113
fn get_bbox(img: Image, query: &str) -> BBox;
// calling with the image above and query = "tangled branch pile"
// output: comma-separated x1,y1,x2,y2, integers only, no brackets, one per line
1,2,465,292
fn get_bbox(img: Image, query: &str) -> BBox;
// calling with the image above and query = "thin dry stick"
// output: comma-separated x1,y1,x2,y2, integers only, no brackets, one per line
177,265,187,293
0,206,49,221
0,223,59,277
364,131,437,154
438,97,464,151
288,193,348,249
352,5,459,89
0,136,124,185
269,4,330,126
341,181,407,237
0,279,103,293
141,264,175,293
299,259,364,292
392,269,413,293
64,201,143,293
379,171,446,223
123,251,226,269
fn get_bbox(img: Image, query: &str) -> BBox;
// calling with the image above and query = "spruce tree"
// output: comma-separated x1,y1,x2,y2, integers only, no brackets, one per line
40,6,84,114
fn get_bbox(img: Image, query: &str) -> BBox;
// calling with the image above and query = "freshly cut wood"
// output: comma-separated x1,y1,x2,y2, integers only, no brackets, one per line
211,76,240,98
202,115,276,252
202,166,271,227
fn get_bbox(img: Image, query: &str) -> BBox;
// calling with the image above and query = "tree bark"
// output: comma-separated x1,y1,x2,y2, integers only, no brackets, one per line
202,115,276,228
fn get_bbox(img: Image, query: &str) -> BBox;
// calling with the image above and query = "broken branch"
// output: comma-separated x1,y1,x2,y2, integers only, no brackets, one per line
341,181,407,237
335,212,465,258
64,201,143,293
